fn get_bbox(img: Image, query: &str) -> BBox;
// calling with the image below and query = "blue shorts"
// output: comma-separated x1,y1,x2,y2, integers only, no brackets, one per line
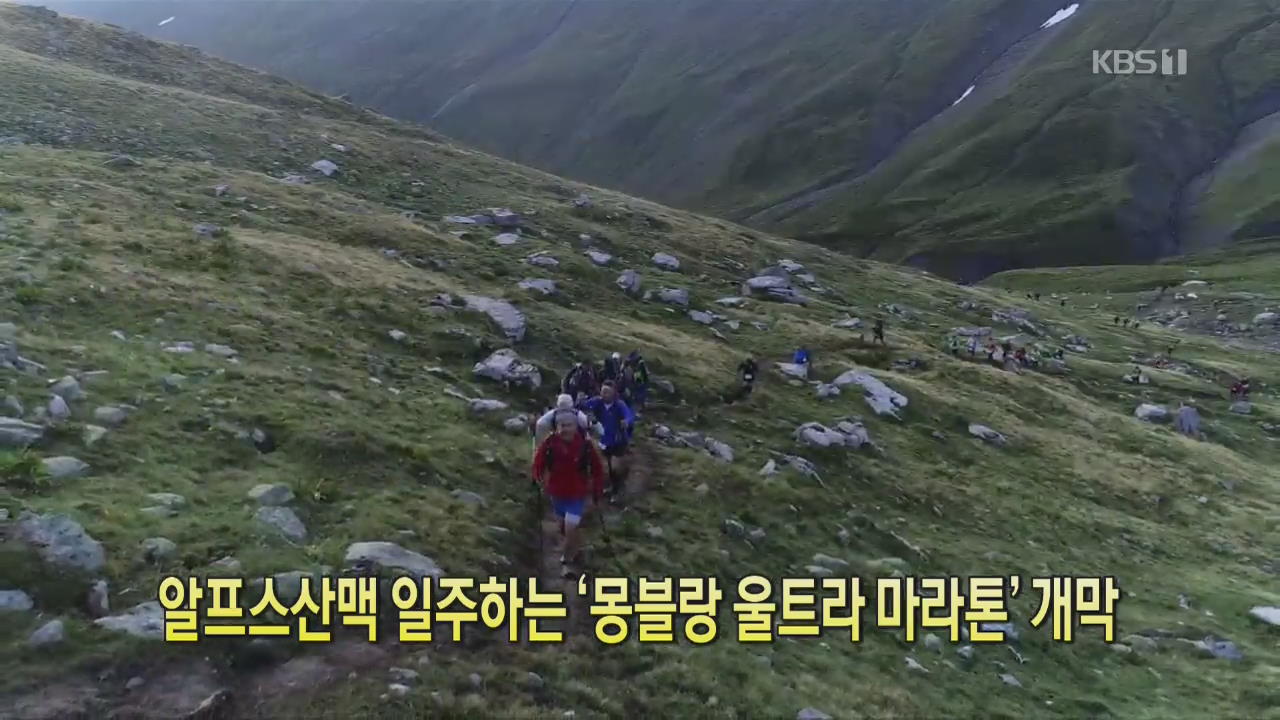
551,496,586,525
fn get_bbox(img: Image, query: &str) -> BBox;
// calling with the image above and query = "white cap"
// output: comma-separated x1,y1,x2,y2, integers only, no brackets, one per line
612,352,621,360
556,393,574,410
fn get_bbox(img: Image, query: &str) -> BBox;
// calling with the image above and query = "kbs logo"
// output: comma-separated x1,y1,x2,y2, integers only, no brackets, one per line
1092,49,1188,76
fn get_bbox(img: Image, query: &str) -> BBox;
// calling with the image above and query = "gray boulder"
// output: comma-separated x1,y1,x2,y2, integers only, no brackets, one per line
494,232,521,246
656,288,690,307
94,601,165,639
0,417,44,447
1175,405,1202,437
0,589,34,611
689,310,715,325
797,709,832,720
462,295,527,342
42,456,89,479
715,296,747,307
518,278,556,296
743,275,791,293
1230,401,1252,415
451,489,487,507
468,398,509,414
254,506,307,542
473,349,541,389
140,537,178,562
1248,606,1280,626
652,252,681,271
776,362,809,380
344,541,443,578
248,483,294,506
1135,404,1170,423
51,376,85,401
28,619,65,647
794,422,868,449
1253,311,1277,325
48,395,71,421
832,370,908,419
584,250,613,266
968,424,1007,446
616,269,642,295
310,159,339,176
526,253,559,269
16,512,106,572
816,383,840,399
93,406,128,426
704,437,735,463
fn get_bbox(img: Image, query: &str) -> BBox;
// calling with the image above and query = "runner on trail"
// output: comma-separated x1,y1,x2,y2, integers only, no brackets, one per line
623,350,650,411
582,382,636,502
531,411,605,575
737,357,759,399
873,319,886,345
602,352,622,383
562,361,599,398
535,393,591,444
1114,316,1120,325
966,336,980,358
948,335,962,357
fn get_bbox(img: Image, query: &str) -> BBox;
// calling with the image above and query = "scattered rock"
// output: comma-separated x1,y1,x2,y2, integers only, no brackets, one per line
526,253,559,269
213,184,230,197
832,370,908,419
3,394,22,416
95,601,165,639
389,667,419,684
689,310,715,325
655,288,690,307
1134,404,1170,423
776,362,809,380
468,398,509,414
956,645,975,662
715,296,747,308
0,589,34,611
28,619,65,647
204,343,238,358
145,493,186,510
103,154,140,168
759,459,778,476
999,673,1022,688
193,223,221,239
794,421,869,449
388,329,408,342
722,519,747,538
83,425,110,448
797,709,832,720
0,417,44,447
248,483,295,506
616,269,642,295
16,512,106,572
832,317,863,330
812,553,850,572
140,537,178,562
1230,401,1252,415
584,250,613,266
93,406,128,426
704,437,734,463
462,295,527,342
652,252,680,271
904,656,929,673
968,424,1007,446
493,232,521,246
42,456,89,479
504,416,530,434
1248,606,1280,626
254,506,307,542
209,556,242,573
518,278,557,295
1253,311,1278,325
473,349,541,389
310,159,339,176
50,375,84,401
344,541,443,578
48,394,71,421
451,490,486,508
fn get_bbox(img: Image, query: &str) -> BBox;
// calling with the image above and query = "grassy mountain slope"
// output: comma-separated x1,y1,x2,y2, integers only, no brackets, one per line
40,0,1280,279
2,5,1280,719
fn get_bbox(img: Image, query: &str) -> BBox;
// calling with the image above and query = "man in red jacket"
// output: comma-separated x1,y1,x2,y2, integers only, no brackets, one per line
532,411,605,573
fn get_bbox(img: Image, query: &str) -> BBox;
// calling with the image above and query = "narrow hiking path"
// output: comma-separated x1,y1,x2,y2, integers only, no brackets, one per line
532,440,656,638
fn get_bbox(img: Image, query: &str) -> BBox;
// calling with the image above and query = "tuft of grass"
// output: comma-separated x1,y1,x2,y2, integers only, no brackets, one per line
0,450,49,492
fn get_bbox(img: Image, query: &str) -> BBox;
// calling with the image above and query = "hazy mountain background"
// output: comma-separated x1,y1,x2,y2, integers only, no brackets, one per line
37,0,1280,279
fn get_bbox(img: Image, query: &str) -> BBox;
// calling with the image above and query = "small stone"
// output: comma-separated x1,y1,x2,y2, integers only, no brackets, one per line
797,708,832,720
162,374,187,391
248,483,295,506
87,580,109,617
28,619,65,647
204,343,238,358
1000,673,1022,688
388,329,408,342
0,589,34,611
451,490,486,508
526,671,545,690
42,456,89,479
48,395,70,421
83,424,109,446
387,683,410,697
904,656,929,673
1248,606,1280,626
140,537,177,562
923,633,943,653
468,672,483,690
50,376,84,401
125,677,145,691
646,525,664,539
389,667,419,684
3,395,23,416
748,527,767,543
254,506,307,542
1110,643,1133,654
93,406,128,426
144,493,186,509
956,645,975,661
209,556,242,573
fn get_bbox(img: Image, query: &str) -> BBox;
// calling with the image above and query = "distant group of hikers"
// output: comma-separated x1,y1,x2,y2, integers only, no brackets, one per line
530,351,645,576
945,335,1055,372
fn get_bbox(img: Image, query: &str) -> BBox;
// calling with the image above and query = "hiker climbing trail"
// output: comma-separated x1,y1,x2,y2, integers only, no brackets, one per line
531,441,655,637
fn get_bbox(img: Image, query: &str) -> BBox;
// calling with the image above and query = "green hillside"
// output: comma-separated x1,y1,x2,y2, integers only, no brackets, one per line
41,0,1280,279
2,5,1280,719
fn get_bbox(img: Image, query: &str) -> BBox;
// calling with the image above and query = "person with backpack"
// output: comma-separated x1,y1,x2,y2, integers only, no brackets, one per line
531,411,605,575
582,382,636,502
602,352,622,383
535,393,591,444
793,347,811,367
624,350,650,411
872,318,886,345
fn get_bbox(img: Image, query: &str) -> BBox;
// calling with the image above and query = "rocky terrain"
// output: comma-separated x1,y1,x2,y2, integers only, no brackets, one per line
1,4,1279,719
